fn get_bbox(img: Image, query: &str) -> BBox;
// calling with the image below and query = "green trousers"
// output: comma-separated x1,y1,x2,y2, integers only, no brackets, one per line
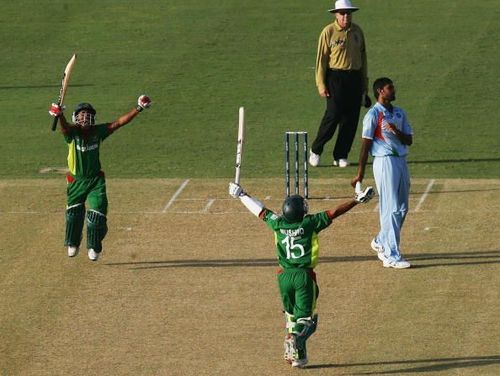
67,174,108,214
277,268,319,320
64,174,108,250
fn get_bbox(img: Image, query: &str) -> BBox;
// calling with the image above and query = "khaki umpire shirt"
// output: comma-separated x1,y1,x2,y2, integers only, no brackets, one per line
315,20,368,95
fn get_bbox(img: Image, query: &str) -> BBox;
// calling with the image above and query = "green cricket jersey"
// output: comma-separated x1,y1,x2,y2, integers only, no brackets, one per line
262,210,332,269
64,124,112,178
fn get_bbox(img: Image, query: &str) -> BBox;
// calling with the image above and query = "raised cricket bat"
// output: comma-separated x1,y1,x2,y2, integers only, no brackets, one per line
234,107,245,184
51,53,77,131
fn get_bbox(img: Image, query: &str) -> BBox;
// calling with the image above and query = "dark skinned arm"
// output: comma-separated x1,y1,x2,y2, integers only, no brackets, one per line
58,112,72,135
351,138,373,187
326,199,358,220
107,107,142,132
385,123,413,146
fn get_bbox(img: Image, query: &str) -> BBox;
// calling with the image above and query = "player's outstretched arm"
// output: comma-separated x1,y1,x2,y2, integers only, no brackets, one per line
326,199,358,220
326,185,375,220
58,112,72,135
228,182,265,217
108,95,151,131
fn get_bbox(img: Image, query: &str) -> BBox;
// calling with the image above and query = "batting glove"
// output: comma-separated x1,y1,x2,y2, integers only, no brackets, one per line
49,103,64,117
355,186,375,203
136,95,152,112
229,182,245,198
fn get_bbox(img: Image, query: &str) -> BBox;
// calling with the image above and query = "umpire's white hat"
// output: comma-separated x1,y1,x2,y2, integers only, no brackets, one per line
328,0,359,13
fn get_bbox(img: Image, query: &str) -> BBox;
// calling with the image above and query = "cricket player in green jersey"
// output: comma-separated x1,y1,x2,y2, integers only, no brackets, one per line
229,182,374,368
49,95,152,261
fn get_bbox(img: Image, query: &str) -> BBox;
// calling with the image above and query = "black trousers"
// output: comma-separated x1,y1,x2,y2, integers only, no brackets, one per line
312,69,363,161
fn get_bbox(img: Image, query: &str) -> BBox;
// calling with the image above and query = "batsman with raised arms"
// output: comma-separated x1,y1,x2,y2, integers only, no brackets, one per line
49,95,152,261
228,182,374,368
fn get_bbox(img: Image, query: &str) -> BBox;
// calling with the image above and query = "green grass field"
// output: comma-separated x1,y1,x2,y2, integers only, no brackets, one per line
1,1,500,375
1,0,500,179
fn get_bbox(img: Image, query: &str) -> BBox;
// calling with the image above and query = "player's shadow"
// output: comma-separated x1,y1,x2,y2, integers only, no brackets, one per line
0,84,93,90
105,249,500,270
105,255,373,269
306,354,500,373
406,249,500,269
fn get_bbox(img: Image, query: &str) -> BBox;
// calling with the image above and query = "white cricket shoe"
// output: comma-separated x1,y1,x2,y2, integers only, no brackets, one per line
308,150,320,167
292,358,308,368
370,239,384,254
67,246,79,257
333,159,349,168
383,257,411,269
88,248,100,261
283,334,298,364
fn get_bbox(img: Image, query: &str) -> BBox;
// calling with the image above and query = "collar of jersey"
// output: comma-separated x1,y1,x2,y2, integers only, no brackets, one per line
375,102,399,115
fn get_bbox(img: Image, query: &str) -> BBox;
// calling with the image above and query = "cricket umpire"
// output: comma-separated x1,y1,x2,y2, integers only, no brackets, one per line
309,0,369,168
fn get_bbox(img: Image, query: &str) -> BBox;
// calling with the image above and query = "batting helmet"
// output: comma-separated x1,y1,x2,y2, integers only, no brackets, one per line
72,102,96,127
282,195,308,223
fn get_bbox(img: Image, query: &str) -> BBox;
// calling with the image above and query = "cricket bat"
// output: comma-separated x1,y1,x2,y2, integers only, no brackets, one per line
234,106,245,184
51,53,77,131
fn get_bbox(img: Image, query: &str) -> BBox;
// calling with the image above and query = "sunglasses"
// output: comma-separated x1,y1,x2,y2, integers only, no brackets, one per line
337,11,352,15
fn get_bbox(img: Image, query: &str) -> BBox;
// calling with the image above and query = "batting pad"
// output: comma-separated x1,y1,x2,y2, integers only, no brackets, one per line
86,210,108,252
64,203,85,247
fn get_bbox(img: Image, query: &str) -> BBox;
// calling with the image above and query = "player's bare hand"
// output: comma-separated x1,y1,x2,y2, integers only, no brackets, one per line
137,95,152,112
382,120,397,134
49,103,64,117
351,176,362,188
229,182,245,198
320,89,330,98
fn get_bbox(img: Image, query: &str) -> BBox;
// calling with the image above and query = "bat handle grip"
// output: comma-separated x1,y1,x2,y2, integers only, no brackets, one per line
51,116,59,131
234,171,241,186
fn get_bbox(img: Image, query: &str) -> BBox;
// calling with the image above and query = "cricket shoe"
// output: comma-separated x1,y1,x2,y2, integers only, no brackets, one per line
309,150,320,167
88,248,100,261
283,334,298,364
67,246,79,257
333,159,349,168
382,256,411,269
292,343,308,368
292,357,308,368
370,239,386,262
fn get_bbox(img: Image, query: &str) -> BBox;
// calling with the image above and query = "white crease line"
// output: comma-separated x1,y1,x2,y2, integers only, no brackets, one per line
162,179,190,213
373,202,379,212
203,199,215,213
414,179,435,212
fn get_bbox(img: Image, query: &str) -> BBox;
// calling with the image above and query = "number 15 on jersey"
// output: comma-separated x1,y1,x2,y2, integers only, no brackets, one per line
281,236,305,259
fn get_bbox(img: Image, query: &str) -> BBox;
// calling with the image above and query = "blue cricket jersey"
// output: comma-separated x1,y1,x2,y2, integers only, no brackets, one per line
362,103,413,157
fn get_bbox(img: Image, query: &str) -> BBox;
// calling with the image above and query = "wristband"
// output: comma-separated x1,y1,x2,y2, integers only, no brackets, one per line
136,105,144,112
